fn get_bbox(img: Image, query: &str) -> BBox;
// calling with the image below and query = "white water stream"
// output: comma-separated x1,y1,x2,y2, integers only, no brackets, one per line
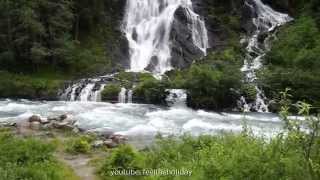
240,0,293,112
0,99,284,142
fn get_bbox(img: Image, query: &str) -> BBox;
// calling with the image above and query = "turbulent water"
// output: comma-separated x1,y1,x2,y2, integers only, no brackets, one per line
122,0,209,74
240,0,293,112
0,99,284,141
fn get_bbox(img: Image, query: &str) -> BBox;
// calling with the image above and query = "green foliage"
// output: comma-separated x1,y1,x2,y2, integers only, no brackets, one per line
260,16,320,110
99,133,316,180
0,71,62,99
65,135,95,154
203,0,244,45
183,48,242,110
133,77,169,105
0,0,117,91
99,145,145,179
101,84,121,102
0,131,77,180
278,89,320,178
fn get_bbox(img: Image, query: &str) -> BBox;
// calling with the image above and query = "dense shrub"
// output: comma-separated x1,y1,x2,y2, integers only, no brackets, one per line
183,48,243,110
133,77,169,105
101,84,121,102
0,71,62,100
99,145,145,179
260,16,320,110
65,135,95,154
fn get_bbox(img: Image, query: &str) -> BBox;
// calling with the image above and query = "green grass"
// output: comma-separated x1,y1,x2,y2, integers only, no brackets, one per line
0,130,79,180
99,133,319,180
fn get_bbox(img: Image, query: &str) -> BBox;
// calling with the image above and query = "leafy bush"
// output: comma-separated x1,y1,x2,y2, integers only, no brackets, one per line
99,145,145,179
101,84,121,102
184,64,241,110
0,130,77,180
65,135,95,154
0,71,62,100
133,77,169,105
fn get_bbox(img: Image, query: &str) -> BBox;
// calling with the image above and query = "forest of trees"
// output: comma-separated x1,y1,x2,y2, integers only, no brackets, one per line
0,0,122,76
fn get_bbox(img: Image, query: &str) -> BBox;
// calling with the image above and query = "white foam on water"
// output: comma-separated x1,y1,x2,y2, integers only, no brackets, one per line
0,100,287,142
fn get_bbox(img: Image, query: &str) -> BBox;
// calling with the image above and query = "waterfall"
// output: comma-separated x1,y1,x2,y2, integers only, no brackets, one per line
127,90,133,104
118,88,127,103
60,74,117,102
93,84,106,102
240,0,293,112
122,0,209,75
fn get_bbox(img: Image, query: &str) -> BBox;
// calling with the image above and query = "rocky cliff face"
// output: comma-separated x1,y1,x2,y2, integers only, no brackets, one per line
107,0,291,72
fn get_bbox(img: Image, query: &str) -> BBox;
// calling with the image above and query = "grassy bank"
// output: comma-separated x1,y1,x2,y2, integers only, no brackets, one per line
0,129,79,180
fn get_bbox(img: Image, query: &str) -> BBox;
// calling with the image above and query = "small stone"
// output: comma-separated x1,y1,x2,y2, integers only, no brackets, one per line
110,134,128,144
40,118,50,124
104,139,118,148
47,116,59,121
28,115,42,123
59,114,68,121
52,121,74,131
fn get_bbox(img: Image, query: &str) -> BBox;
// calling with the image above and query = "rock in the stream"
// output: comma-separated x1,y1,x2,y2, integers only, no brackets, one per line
52,121,74,131
28,115,42,123
47,114,68,122
110,134,128,144
103,139,118,148
40,118,50,124
60,114,68,121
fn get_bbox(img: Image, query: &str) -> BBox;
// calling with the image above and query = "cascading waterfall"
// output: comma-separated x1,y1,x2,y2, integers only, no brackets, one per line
61,0,209,102
240,0,293,112
118,88,127,103
122,0,209,74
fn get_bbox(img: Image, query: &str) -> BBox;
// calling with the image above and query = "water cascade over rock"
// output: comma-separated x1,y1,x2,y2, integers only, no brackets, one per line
61,0,209,102
61,75,113,102
122,0,209,75
239,0,293,112
118,88,133,104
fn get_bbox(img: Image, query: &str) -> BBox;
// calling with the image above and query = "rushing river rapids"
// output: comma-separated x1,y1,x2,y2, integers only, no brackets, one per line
0,99,284,141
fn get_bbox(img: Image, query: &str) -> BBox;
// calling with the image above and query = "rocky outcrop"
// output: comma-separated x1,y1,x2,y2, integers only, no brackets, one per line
170,7,205,69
